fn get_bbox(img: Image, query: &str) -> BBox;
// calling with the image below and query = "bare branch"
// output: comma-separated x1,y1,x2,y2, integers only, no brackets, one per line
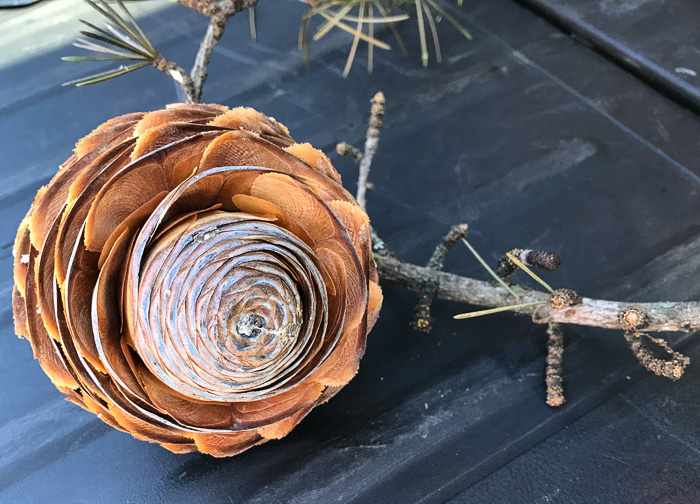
376,255,700,333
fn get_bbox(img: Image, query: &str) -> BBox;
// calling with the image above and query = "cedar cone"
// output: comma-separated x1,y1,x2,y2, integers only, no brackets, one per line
12,103,382,457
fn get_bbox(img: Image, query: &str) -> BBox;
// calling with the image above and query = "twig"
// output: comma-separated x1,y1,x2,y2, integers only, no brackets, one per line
427,224,470,270
337,142,363,164
412,224,469,332
375,254,700,333
545,322,565,407
356,91,385,210
344,93,692,391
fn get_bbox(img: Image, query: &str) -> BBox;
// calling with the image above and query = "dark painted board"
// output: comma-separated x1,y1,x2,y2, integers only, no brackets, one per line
450,340,700,504
464,1,700,183
522,0,700,82
1,0,700,502
515,0,700,114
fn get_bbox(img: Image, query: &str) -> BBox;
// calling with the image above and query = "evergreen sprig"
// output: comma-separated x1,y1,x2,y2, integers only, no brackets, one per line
62,0,157,87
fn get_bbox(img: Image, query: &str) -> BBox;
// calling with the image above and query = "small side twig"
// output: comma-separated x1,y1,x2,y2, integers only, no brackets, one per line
356,91,385,211
412,224,469,332
624,331,690,380
545,322,565,407
497,248,561,285
619,307,690,380
335,92,388,257
337,142,363,164
427,224,470,271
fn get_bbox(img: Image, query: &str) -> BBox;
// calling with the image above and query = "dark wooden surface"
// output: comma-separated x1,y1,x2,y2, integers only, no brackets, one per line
1,1,700,502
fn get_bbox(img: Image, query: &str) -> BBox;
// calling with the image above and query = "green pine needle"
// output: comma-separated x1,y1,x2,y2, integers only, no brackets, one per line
62,0,156,87
62,55,149,62
62,61,151,87
415,0,429,67
462,238,520,298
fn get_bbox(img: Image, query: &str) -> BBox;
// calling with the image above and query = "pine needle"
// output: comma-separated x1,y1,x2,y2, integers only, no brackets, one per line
63,0,156,87
415,0,429,67
62,62,150,87
424,0,472,40
462,238,519,298
314,5,353,41
367,5,374,73
249,6,257,41
372,0,408,56
422,1,441,64
317,10,391,49
454,302,547,320
343,3,366,76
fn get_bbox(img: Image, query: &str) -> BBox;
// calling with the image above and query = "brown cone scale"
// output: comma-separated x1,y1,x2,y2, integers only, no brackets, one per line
12,103,383,457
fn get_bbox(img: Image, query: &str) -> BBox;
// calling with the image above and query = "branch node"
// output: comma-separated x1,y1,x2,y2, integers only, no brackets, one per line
152,55,171,73
550,288,582,310
153,55,196,102
618,307,648,332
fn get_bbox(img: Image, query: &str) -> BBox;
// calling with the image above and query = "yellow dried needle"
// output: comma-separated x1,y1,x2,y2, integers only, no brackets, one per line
454,302,547,320
461,238,519,298
506,252,556,295
343,2,365,76
314,5,353,42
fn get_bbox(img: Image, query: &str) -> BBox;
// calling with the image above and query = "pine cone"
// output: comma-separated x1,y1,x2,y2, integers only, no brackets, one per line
12,103,382,457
